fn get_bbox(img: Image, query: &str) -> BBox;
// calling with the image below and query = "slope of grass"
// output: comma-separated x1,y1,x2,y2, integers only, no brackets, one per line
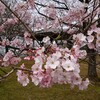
0,61,100,100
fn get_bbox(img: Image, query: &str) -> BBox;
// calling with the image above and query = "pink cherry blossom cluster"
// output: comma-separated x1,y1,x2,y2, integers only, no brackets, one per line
24,31,33,48
15,36,89,90
8,0,99,53
72,30,100,51
2,38,10,46
2,50,21,67
11,38,24,50
0,0,100,91
0,17,18,33
0,32,33,51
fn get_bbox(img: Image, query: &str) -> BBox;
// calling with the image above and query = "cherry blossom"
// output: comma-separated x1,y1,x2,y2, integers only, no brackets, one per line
30,75,40,86
79,78,89,90
24,32,31,38
73,33,86,42
31,63,43,74
87,35,94,43
2,38,10,46
79,50,87,59
10,57,21,65
45,55,60,69
17,70,29,86
42,36,51,45
3,50,14,62
40,69,52,88
17,64,29,86
1,0,100,91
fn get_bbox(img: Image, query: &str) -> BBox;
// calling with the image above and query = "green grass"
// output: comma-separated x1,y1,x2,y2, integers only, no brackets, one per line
0,61,100,100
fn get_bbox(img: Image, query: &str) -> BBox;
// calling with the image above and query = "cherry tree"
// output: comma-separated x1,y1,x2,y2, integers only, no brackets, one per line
0,0,100,89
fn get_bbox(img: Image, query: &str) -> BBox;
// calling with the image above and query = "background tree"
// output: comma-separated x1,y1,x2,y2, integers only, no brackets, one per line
0,0,100,88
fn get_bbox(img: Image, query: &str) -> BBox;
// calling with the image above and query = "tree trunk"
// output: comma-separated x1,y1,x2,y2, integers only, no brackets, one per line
88,49,98,81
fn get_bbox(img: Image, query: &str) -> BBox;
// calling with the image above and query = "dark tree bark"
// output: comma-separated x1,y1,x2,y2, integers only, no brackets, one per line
87,49,98,81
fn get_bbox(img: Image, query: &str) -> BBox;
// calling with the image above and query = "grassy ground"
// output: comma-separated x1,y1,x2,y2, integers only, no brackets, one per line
0,61,100,100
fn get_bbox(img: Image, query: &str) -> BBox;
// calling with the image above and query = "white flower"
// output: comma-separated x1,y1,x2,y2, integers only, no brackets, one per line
79,50,87,59
25,38,33,47
73,77,82,85
62,60,75,71
87,30,93,35
30,75,40,86
42,36,51,44
73,63,80,73
36,47,45,55
45,55,60,69
24,31,31,38
79,78,89,90
3,51,14,62
17,70,29,86
51,67,65,84
73,33,86,42
34,56,43,66
87,35,94,43
31,63,43,74
52,51,62,59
